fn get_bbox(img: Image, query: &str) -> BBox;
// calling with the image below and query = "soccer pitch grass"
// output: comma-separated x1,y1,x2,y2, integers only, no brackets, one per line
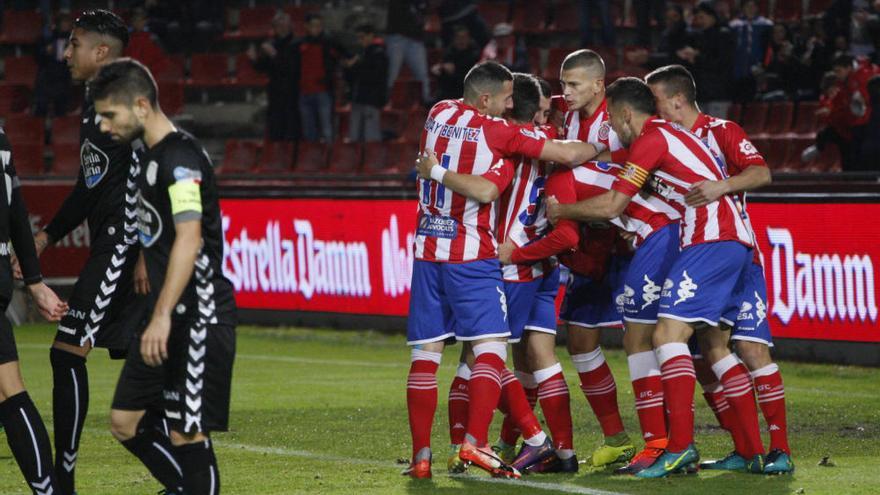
0,325,877,494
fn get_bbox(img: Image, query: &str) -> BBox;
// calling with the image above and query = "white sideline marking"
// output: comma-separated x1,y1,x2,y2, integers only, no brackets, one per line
217,441,630,495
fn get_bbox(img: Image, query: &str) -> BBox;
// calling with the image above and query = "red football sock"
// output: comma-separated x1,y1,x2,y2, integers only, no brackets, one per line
752,364,790,454
695,357,748,454
535,364,574,450
499,368,542,442
448,364,470,445
407,350,442,458
572,349,624,437
656,343,696,453
713,355,765,458
465,343,507,446
627,351,667,442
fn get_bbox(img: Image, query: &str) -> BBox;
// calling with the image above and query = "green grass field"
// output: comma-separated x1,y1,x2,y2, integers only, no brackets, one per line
0,324,878,494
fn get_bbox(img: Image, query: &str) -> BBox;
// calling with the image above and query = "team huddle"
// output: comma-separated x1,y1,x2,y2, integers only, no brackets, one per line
405,50,793,480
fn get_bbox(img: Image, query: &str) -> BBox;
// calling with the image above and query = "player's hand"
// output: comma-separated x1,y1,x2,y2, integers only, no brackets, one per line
141,314,171,367
546,196,561,225
619,230,637,242
134,251,150,295
685,180,728,207
497,239,515,265
10,255,22,280
27,283,68,322
415,150,439,180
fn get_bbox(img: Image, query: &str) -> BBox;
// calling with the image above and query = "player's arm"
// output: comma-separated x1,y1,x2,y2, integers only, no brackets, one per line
538,139,605,167
547,189,631,223
141,161,204,367
415,151,512,203
41,173,90,253
686,130,772,207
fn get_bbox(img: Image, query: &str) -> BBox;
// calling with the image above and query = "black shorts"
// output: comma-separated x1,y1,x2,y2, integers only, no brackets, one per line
55,243,148,353
0,314,17,365
112,320,235,434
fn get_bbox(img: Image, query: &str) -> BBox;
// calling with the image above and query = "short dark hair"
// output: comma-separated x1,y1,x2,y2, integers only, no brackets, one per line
463,61,513,100
832,54,854,69
645,64,697,104
510,73,541,123
606,77,656,116
74,9,129,49
694,1,718,21
561,49,605,75
91,58,159,108
536,76,552,99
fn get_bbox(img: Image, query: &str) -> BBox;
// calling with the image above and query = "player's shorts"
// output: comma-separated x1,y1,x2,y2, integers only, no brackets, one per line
503,267,561,342
560,256,627,329
55,242,149,355
0,311,17,365
407,259,509,345
112,320,236,433
723,262,774,347
620,223,680,324
658,241,751,327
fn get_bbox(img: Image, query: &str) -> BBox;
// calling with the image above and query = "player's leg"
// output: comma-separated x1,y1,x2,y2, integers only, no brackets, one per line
0,316,59,494
447,344,470,472
169,430,218,495
49,339,90,495
494,341,534,461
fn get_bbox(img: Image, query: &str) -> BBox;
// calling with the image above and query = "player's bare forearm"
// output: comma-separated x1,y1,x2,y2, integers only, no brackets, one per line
441,172,501,203
152,220,201,319
560,190,629,222
725,165,772,194
540,140,602,167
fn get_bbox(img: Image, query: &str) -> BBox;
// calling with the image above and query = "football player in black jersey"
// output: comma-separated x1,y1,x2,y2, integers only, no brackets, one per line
0,129,69,495
14,10,151,495
92,59,236,495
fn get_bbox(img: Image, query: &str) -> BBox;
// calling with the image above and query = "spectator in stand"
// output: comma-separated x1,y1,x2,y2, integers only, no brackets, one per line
249,11,301,142
794,18,833,97
730,0,773,102
344,24,388,143
386,0,431,105
648,4,688,68
849,1,880,59
803,72,853,165
678,2,735,117
125,7,168,78
432,24,480,101
761,24,806,100
480,23,529,73
439,0,490,50
299,13,339,143
833,54,880,169
713,0,733,26
141,0,184,53
579,0,615,47
33,11,73,117
858,75,880,167
633,0,666,46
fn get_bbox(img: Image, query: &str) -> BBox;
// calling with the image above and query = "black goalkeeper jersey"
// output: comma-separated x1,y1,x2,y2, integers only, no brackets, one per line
44,88,138,252
137,130,236,326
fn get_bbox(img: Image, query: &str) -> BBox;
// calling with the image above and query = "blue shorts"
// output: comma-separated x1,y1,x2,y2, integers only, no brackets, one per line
724,262,774,347
560,256,627,329
503,267,561,343
619,223,680,324
658,241,751,327
407,259,510,345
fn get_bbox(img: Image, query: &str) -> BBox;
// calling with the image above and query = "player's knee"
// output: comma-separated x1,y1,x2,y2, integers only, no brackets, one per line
51,341,90,360
735,341,773,370
0,362,25,401
110,410,140,441
50,346,87,371
169,429,208,446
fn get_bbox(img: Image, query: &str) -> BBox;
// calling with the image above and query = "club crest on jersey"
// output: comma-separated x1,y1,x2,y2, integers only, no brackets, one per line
146,160,158,185
81,139,109,188
598,122,610,141
137,196,163,247
739,138,758,156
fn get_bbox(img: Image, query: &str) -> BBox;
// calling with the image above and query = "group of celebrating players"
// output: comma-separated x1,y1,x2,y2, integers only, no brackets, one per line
0,10,233,495
404,48,794,480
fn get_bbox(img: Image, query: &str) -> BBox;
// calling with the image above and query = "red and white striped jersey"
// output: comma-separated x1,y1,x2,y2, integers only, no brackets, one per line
496,123,556,281
570,162,680,247
690,113,765,264
415,99,547,263
613,118,754,249
562,98,628,163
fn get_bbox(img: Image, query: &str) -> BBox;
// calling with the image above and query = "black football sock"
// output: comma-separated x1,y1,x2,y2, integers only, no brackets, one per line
120,410,184,492
0,391,59,495
50,347,89,495
175,438,220,495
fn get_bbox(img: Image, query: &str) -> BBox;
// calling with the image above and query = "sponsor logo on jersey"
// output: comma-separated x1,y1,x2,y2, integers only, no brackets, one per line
81,139,110,188
674,271,698,305
642,275,662,309
137,196,163,247
617,284,635,309
417,214,458,239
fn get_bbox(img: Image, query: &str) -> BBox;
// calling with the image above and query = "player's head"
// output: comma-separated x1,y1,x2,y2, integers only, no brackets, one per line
508,73,541,124
534,77,553,126
91,58,160,143
64,9,129,82
559,49,606,112
463,61,514,117
645,64,697,123
832,54,854,81
606,77,657,147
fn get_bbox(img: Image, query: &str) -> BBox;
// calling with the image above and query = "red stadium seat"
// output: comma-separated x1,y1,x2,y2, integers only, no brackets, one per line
48,142,79,176
477,2,511,28
226,6,276,40
781,136,813,171
739,102,769,136
51,115,80,144
3,56,38,87
380,109,406,141
158,82,184,116
389,81,422,110
3,115,44,146
793,101,820,136
387,140,420,173
752,137,786,170
11,142,44,176
759,101,794,137
594,46,619,72
0,84,30,114
808,0,834,15
543,48,568,81
186,53,230,87
774,0,802,21
327,142,362,174
294,142,329,172
0,10,42,45
726,103,742,123
232,54,268,87
154,54,185,83
362,142,390,174
220,139,259,174
257,140,294,173
511,0,548,34
546,2,579,33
